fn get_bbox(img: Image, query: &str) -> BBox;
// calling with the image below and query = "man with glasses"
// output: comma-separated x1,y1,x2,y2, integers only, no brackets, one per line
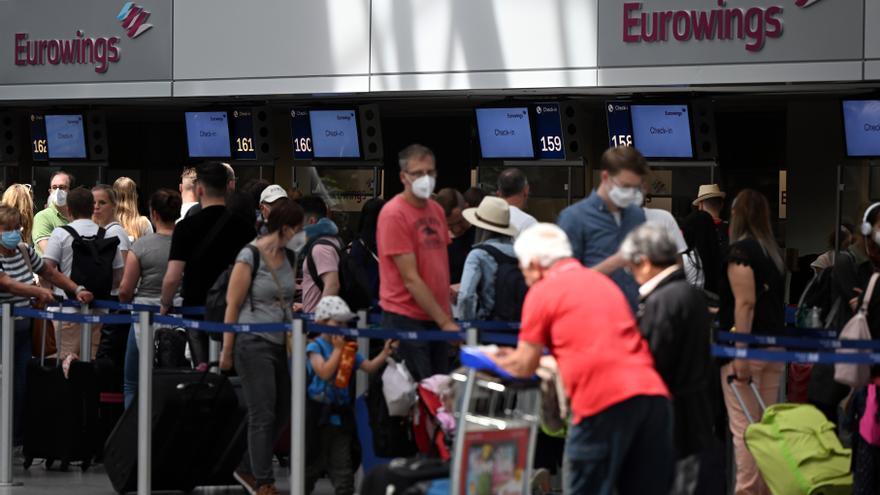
557,146,649,311
33,170,74,255
376,144,458,381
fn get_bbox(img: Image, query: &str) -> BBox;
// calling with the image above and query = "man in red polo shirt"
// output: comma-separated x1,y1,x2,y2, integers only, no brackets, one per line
496,223,674,495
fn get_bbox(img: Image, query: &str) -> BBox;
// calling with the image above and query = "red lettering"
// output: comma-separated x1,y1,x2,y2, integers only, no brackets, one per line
659,11,673,41
107,37,121,63
623,3,642,43
691,10,718,40
765,6,783,38
14,33,27,66
744,7,765,52
673,11,691,41
60,39,75,64
93,37,108,73
47,40,60,65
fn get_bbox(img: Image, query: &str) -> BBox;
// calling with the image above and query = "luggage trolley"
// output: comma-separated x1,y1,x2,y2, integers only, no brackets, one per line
450,347,541,495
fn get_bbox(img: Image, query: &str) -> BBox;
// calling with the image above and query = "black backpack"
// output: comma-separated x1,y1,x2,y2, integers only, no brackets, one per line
205,245,297,322
61,226,120,300
475,244,528,322
306,236,373,311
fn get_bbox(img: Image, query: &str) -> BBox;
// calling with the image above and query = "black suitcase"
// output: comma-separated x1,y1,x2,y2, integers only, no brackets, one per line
360,457,449,495
22,357,99,471
103,368,246,494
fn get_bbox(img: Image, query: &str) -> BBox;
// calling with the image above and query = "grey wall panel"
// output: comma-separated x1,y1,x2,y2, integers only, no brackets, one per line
371,0,598,74
173,0,370,81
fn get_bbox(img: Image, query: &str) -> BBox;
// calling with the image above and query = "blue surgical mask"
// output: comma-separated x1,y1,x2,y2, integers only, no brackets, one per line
0,230,21,249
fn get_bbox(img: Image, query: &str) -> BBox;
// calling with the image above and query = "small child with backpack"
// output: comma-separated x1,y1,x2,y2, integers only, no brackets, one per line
305,296,396,495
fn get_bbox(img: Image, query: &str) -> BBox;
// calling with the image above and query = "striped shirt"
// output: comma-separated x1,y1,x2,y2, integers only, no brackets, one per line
0,245,44,307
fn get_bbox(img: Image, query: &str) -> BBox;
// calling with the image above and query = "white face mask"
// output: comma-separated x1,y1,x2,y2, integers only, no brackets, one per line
410,175,436,200
50,188,67,207
608,185,643,209
287,230,307,253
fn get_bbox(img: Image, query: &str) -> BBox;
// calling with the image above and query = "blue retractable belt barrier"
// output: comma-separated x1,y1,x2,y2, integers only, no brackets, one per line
152,315,290,334
711,344,880,364
479,332,519,346
716,330,880,351
13,306,137,325
306,321,465,342
366,312,520,331
56,298,206,316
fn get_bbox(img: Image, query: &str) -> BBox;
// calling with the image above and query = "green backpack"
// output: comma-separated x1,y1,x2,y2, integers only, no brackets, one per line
744,403,852,495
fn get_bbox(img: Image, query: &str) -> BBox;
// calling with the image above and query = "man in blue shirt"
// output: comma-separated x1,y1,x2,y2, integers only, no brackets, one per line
557,146,649,310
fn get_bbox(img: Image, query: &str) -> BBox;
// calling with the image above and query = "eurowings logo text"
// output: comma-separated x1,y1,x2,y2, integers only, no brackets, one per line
623,0,828,53
117,2,153,39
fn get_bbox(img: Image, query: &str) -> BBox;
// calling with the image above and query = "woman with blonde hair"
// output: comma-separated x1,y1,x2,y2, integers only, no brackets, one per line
1,184,35,246
113,177,153,242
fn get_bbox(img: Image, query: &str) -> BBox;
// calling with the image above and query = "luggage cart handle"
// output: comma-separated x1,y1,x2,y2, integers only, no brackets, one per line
726,375,767,425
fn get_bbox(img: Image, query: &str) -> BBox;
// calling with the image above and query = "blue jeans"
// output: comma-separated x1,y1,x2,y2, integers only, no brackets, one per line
564,395,675,495
7,318,32,446
123,326,138,410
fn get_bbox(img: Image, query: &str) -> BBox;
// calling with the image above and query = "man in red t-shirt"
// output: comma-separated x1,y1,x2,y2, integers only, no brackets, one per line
496,223,674,495
377,144,458,380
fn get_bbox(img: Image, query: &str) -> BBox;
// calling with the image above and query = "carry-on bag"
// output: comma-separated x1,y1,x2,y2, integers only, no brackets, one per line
727,375,852,495
22,318,99,472
360,457,450,495
103,367,245,493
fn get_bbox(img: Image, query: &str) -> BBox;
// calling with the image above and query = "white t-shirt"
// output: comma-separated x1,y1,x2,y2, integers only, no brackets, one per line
509,205,538,237
644,208,688,255
105,222,132,253
42,219,125,297
178,202,198,223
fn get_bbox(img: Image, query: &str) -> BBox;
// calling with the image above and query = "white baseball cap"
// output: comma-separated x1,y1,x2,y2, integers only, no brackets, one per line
314,296,356,323
260,184,288,204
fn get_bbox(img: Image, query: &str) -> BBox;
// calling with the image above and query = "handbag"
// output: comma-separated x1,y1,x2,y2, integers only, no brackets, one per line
834,272,878,388
382,357,417,417
859,380,880,446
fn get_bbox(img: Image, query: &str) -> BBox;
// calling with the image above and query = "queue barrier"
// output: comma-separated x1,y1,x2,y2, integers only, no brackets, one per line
715,330,880,351
0,300,522,493
711,344,880,364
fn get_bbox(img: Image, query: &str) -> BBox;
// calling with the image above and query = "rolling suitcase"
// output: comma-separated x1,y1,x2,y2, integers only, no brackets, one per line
727,375,852,495
22,320,100,472
22,357,99,471
103,368,246,493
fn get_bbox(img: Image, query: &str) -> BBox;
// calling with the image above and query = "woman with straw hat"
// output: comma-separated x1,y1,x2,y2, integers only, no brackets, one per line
454,196,521,321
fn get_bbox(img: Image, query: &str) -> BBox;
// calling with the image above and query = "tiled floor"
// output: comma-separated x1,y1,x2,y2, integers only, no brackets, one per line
0,462,337,495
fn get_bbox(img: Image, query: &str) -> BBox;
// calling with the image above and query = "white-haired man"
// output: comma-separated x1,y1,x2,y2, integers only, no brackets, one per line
496,223,674,495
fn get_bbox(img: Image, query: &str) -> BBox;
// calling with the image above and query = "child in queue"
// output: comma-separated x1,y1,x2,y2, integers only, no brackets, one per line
305,296,396,495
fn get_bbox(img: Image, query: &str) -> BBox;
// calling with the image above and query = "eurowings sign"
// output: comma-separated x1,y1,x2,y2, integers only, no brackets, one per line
13,2,154,74
622,0,825,52
599,0,860,68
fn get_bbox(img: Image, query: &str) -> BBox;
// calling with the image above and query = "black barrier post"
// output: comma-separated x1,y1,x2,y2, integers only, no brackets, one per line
0,303,21,487
137,310,153,495
290,318,306,495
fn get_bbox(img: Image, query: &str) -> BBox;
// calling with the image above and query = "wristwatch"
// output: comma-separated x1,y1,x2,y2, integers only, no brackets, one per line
74,285,87,294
